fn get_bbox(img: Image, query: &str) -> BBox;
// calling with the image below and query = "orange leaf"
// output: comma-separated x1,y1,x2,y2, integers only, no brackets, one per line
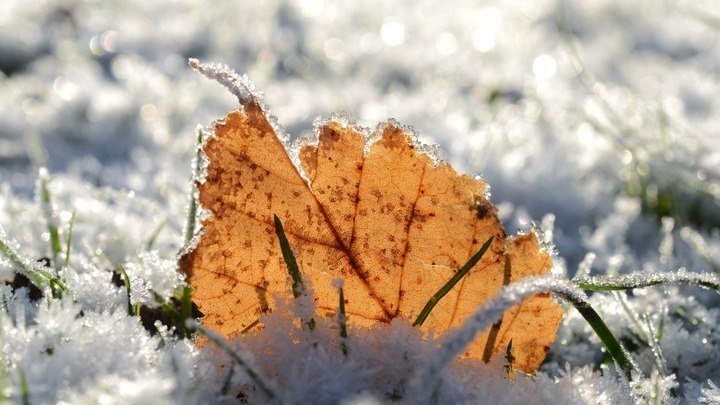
180,66,563,374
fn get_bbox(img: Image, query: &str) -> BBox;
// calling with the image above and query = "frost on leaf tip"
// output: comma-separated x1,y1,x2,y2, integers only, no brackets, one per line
180,62,563,374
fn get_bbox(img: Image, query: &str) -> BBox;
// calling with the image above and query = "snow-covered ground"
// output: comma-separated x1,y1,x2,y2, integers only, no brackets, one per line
2,0,720,403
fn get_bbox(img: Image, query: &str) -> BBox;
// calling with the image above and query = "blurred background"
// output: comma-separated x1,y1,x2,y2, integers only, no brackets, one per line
1,0,719,273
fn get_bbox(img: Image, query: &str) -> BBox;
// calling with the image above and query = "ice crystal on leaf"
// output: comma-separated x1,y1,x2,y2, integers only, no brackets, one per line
181,60,563,375
2,1,720,403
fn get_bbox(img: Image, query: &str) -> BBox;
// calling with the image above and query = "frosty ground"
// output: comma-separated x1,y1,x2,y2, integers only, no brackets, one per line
2,1,720,404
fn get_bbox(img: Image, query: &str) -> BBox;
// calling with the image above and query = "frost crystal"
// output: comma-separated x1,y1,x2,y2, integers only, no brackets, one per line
409,276,583,403
2,1,720,403
189,59,259,106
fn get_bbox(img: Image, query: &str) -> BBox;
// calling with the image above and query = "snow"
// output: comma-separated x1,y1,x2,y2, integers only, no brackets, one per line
2,0,720,403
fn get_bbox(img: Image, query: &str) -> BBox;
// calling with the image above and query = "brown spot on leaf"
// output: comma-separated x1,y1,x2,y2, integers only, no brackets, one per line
179,88,562,375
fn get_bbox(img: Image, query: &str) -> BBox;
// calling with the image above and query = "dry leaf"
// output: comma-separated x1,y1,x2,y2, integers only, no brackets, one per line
180,64,563,374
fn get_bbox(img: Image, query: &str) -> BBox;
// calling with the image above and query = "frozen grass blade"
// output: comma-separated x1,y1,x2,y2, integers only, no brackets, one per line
576,269,720,291
336,283,348,356
183,127,204,244
563,291,636,381
220,367,235,396
38,169,62,265
188,321,276,401
159,286,197,340
18,366,29,405
408,276,638,403
117,265,133,316
273,214,303,298
274,214,315,330
680,227,720,274
413,236,493,327
179,286,194,339
62,210,76,269
642,313,669,375
0,235,68,296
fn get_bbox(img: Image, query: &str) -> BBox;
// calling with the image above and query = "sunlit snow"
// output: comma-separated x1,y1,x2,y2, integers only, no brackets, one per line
1,0,720,403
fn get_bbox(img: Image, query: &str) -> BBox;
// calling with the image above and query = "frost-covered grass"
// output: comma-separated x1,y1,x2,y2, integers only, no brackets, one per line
2,0,720,403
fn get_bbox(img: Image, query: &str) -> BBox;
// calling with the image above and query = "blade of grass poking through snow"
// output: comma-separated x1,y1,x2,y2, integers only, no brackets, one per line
183,127,204,244
18,366,29,405
273,214,303,298
0,233,68,295
220,367,235,396
187,321,276,400
564,290,636,381
154,286,196,339
274,214,316,330
117,265,133,316
173,286,196,339
38,168,62,265
413,236,493,327
408,276,638,403
575,269,720,291
334,280,348,356
62,210,75,269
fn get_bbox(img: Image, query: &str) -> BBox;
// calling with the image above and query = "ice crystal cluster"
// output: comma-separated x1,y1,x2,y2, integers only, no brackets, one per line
1,0,720,403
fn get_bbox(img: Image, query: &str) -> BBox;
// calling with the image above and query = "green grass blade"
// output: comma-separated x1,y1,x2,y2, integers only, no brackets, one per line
63,210,76,269
179,286,194,339
337,285,348,356
413,236,494,327
183,127,204,244
38,169,62,263
558,291,636,380
191,323,276,400
117,265,133,316
273,214,303,298
18,366,29,405
576,270,720,291
0,236,68,297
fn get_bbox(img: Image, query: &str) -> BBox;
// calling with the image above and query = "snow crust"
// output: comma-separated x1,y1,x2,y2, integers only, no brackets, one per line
2,0,720,403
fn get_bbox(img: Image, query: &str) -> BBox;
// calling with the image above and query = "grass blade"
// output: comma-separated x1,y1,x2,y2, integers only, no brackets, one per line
38,169,61,263
18,366,29,405
409,277,638,403
337,284,348,356
273,214,303,298
189,322,276,400
576,270,720,291
413,236,493,327
179,286,194,339
62,210,76,269
183,127,204,244
558,291,636,381
0,236,68,296
117,265,133,316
